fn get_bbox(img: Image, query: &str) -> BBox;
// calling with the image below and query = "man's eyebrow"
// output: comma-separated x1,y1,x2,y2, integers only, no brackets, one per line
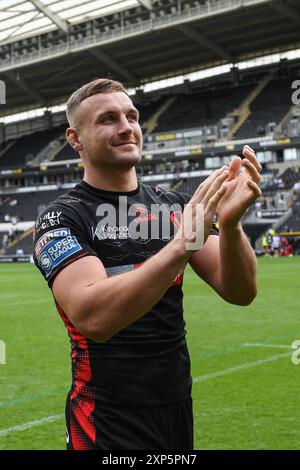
94,107,139,121
129,107,139,117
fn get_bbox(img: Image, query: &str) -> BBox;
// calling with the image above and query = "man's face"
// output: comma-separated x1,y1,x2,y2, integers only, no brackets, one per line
70,91,143,170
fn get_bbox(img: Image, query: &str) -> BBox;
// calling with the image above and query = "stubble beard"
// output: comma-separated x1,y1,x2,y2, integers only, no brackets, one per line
88,146,142,172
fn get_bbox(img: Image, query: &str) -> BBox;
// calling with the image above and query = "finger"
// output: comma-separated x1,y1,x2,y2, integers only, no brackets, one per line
201,170,229,206
193,166,228,197
192,166,228,200
227,156,242,181
247,179,262,198
243,145,262,173
242,159,261,184
206,184,227,215
195,169,229,204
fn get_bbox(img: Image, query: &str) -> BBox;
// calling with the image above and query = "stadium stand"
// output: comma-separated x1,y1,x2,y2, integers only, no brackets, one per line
235,78,293,139
0,189,67,223
52,140,78,162
1,2,300,257
137,97,168,128
2,228,34,256
1,81,300,256
277,198,300,233
0,125,66,169
179,176,206,194
264,167,300,193
156,84,254,131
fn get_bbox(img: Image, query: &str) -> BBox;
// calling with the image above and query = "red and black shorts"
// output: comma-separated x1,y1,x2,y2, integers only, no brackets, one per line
65,392,193,450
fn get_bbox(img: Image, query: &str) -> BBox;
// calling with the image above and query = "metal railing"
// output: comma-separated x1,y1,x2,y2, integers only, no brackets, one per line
0,0,269,72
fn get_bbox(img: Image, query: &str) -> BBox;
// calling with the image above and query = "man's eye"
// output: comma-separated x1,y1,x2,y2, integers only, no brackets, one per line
128,114,138,121
102,115,115,122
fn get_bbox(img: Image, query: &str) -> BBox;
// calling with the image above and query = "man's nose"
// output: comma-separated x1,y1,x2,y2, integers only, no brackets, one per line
118,115,133,135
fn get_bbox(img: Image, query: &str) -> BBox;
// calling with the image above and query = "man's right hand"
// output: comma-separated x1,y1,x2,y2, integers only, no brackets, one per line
174,166,229,257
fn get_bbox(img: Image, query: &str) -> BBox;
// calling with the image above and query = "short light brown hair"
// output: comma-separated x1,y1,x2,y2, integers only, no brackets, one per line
66,78,128,126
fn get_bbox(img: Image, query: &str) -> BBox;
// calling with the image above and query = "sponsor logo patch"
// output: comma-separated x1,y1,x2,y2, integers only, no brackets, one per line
36,211,62,233
35,228,71,257
36,230,82,277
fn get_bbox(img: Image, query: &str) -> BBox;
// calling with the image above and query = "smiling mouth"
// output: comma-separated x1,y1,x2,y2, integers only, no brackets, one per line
114,142,136,146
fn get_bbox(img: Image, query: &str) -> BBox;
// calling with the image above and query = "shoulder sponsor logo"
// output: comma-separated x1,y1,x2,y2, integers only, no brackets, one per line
35,228,71,257
43,211,61,220
35,228,82,277
36,211,62,233
37,211,61,225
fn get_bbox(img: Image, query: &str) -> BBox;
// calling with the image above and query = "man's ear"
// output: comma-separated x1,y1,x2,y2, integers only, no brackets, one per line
66,128,83,151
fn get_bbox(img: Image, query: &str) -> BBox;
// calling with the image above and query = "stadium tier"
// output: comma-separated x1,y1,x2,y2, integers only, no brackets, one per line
0,32,300,259
277,198,300,233
235,78,293,139
264,167,300,193
0,75,299,256
179,176,207,194
0,229,33,256
138,96,168,128
156,84,255,131
0,189,67,222
1,161,298,238
1,73,298,171
53,141,78,162
0,124,66,169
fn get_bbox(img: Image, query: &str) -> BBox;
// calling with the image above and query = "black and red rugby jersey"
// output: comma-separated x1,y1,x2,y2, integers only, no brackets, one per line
33,181,218,406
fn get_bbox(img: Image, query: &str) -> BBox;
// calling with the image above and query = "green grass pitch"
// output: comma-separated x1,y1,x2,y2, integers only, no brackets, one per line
0,257,299,450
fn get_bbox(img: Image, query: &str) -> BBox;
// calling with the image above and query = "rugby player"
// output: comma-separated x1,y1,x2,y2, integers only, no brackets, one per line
33,78,261,450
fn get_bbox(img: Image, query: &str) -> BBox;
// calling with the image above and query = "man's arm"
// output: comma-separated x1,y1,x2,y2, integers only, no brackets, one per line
52,167,229,343
52,238,188,343
189,145,261,306
219,223,257,304
189,227,257,306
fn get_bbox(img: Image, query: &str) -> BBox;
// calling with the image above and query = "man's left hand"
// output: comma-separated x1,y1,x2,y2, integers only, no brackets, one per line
217,145,262,228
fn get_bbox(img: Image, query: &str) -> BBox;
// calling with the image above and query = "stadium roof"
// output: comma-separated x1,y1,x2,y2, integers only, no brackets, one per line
1,0,300,116
0,0,147,43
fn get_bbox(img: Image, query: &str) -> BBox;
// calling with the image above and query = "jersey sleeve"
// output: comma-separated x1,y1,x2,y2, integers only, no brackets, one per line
171,190,219,237
33,203,97,287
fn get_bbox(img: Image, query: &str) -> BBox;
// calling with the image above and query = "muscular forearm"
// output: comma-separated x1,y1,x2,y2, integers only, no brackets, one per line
80,239,188,342
218,223,257,305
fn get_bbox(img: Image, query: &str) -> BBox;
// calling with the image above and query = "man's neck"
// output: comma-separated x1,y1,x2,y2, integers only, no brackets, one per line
83,167,138,192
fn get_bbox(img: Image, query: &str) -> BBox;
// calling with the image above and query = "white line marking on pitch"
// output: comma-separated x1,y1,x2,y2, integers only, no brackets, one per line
242,343,291,349
0,353,292,436
5,299,51,308
193,352,291,384
0,414,64,437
